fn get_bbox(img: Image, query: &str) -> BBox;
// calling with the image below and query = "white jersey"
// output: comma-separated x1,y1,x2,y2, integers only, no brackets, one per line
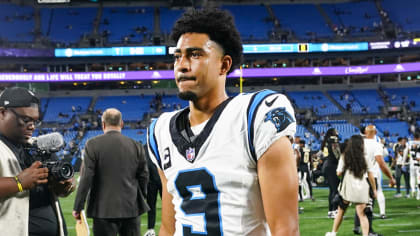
364,138,383,178
147,90,296,236
408,140,420,167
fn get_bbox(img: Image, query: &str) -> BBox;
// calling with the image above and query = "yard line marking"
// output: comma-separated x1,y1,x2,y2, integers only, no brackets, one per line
378,223,413,227
398,229,420,233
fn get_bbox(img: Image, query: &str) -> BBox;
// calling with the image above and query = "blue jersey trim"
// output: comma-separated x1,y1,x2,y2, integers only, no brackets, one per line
247,89,277,162
148,118,162,169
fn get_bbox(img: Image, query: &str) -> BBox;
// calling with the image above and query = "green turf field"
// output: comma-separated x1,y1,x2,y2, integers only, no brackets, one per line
60,186,420,236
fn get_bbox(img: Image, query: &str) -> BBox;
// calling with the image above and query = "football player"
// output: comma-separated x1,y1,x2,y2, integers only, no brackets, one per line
408,132,420,200
147,8,299,236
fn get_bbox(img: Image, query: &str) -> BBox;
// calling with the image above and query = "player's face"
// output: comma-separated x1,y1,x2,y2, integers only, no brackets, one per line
173,33,225,100
0,106,39,144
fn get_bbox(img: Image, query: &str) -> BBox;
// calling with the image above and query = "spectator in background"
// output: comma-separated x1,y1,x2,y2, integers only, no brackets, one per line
73,108,149,236
326,135,377,236
321,128,341,219
394,137,410,198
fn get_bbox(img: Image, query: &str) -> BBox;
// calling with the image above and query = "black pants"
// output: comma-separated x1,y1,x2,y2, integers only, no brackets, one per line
395,165,410,194
93,216,140,236
324,164,339,211
146,181,162,229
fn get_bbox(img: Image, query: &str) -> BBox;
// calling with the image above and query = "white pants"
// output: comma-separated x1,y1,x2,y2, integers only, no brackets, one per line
375,169,386,215
410,165,420,194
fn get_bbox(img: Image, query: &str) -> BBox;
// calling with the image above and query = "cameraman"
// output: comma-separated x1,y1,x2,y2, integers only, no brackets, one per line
0,87,74,236
321,128,341,218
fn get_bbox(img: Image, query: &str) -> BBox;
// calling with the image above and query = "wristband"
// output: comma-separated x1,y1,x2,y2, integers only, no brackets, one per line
14,176,23,192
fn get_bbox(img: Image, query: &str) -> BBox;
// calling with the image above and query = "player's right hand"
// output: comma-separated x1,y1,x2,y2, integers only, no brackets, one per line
389,177,396,187
17,161,49,190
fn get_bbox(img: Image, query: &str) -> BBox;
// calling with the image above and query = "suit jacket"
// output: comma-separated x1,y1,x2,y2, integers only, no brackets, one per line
73,130,149,218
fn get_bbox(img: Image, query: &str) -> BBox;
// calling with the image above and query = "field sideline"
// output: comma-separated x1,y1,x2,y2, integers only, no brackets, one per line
60,183,420,236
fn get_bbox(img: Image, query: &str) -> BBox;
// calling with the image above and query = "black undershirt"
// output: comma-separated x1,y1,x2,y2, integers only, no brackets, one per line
0,134,58,236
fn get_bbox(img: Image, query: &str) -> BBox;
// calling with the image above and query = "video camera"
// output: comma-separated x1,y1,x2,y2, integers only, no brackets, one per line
41,160,74,181
28,132,74,181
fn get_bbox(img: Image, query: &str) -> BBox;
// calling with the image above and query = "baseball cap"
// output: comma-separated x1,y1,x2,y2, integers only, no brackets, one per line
0,87,39,108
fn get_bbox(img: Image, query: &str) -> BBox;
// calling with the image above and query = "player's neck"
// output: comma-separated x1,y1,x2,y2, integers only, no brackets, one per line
189,92,228,126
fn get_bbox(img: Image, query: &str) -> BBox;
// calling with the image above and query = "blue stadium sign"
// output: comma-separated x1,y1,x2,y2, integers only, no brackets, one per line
55,46,166,57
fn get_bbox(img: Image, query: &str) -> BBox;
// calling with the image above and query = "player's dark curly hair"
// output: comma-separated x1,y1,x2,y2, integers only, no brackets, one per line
343,135,367,179
171,8,243,74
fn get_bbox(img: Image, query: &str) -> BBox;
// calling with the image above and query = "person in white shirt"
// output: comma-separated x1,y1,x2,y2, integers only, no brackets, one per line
394,137,410,198
353,125,395,236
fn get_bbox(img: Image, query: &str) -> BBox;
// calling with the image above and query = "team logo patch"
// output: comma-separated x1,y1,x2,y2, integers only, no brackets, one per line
264,107,295,133
186,147,196,162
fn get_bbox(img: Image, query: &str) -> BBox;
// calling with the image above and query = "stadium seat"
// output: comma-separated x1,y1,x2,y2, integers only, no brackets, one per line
287,91,341,116
0,4,34,42
351,89,384,114
382,0,420,32
328,90,363,114
222,5,272,41
271,4,333,39
42,97,91,123
94,95,153,121
321,1,380,36
40,8,96,44
312,120,359,142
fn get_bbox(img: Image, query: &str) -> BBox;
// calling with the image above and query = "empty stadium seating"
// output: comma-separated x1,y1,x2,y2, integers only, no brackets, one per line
351,89,384,114
328,90,363,114
373,119,411,143
42,97,92,123
384,87,420,112
40,8,96,44
222,5,272,41
271,4,333,39
287,91,341,116
99,7,154,44
94,95,153,121
159,7,184,36
296,125,320,151
322,1,380,36
161,94,188,112
382,0,420,32
0,4,34,42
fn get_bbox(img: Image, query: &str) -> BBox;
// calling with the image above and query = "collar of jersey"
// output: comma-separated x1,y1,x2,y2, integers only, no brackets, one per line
169,97,233,163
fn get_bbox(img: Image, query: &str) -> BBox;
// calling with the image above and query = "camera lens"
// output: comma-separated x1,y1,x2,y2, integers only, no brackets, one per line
58,163,74,180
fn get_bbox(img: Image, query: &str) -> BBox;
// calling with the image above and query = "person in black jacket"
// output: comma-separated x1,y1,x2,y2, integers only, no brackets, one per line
321,128,341,219
73,108,149,236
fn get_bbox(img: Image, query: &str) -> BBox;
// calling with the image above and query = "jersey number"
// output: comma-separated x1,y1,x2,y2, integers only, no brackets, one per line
175,168,222,236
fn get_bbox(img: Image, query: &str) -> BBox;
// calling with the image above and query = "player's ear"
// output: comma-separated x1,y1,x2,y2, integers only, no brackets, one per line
0,107,6,120
220,55,232,76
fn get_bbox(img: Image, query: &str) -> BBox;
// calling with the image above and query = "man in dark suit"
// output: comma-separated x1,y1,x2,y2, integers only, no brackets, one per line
73,108,149,236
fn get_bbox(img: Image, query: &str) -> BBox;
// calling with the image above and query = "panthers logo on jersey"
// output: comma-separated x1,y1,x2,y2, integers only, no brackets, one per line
264,107,295,133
